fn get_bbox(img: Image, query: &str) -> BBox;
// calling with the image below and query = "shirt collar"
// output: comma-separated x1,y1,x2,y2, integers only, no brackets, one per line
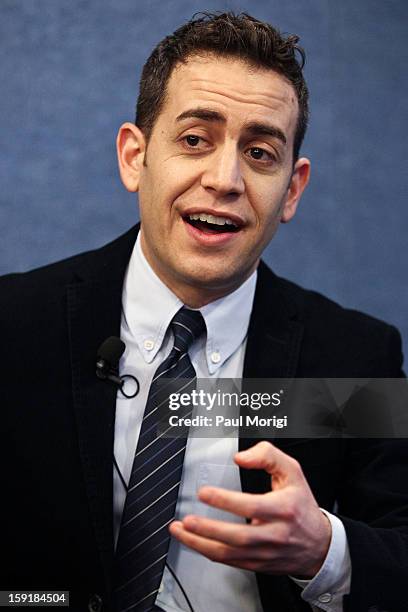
122,233,257,373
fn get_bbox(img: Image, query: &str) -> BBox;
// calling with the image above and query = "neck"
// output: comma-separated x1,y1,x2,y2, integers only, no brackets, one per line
165,285,236,309
152,266,245,309
139,235,256,308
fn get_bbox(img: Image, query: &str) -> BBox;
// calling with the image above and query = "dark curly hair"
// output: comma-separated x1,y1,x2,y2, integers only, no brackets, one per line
136,12,309,161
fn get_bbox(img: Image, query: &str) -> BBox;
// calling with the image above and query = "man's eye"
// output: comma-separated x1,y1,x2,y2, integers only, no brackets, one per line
247,147,272,162
185,135,201,147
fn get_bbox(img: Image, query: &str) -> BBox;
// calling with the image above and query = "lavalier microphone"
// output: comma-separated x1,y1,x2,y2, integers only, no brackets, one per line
96,336,140,399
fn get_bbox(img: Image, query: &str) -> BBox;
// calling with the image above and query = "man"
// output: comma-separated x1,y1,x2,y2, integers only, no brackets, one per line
0,12,407,612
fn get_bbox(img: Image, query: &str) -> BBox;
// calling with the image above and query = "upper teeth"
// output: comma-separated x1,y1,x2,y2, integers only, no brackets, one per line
188,213,237,226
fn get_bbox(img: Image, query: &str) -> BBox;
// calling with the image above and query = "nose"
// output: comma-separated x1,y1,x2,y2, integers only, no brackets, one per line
201,142,245,197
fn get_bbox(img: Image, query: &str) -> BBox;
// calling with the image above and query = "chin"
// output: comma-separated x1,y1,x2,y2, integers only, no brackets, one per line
177,265,246,293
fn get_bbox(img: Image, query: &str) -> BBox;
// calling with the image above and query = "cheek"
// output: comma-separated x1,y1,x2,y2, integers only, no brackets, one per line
146,160,199,212
138,173,171,221
249,188,284,227
251,197,286,251
168,161,204,200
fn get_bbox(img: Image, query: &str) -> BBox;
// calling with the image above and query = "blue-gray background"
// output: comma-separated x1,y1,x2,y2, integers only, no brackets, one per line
1,0,407,364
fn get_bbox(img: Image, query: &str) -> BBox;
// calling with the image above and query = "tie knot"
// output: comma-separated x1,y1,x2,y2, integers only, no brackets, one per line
170,307,206,354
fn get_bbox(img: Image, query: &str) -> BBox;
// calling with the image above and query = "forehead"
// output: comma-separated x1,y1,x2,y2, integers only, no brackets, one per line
161,55,299,140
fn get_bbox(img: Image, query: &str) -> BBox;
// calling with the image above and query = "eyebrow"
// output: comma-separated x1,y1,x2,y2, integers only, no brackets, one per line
175,107,287,146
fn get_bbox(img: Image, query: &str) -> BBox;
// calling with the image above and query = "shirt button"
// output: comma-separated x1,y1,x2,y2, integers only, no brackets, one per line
144,339,155,351
211,351,221,364
88,594,103,612
318,593,332,603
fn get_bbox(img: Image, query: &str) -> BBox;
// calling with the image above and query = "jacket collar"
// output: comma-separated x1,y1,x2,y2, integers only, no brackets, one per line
67,225,139,591
243,260,301,378
239,258,304,459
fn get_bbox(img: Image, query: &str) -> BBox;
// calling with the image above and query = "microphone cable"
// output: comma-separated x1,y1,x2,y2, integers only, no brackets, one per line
113,456,195,612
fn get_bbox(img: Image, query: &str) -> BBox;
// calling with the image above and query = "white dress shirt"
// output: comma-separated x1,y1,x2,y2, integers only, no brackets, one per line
114,234,351,612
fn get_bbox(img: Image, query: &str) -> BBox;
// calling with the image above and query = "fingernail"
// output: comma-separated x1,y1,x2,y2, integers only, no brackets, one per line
171,521,182,531
185,516,198,528
238,449,253,458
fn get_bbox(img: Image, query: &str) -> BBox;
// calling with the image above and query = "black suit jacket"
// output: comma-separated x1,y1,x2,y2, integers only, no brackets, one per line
1,225,407,612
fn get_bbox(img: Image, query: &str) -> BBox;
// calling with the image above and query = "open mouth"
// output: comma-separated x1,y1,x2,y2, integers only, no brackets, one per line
183,213,241,234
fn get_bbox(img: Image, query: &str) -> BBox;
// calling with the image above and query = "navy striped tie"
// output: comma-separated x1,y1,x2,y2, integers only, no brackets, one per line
113,307,206,612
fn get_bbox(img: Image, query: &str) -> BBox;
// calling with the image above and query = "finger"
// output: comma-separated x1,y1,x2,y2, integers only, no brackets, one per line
197,485,292,521
170,520,238,562
169,520,263,567
235,441,304,487
181,514,268,547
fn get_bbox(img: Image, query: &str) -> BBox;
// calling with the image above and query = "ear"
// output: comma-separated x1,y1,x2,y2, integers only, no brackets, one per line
281,157,311,223
116,122,147,192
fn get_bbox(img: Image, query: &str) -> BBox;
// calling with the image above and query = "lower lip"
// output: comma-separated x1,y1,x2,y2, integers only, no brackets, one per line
183,219,241,246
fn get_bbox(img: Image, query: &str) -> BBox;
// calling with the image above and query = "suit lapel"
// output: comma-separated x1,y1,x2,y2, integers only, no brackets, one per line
240,260,304,457
239,262,308,612
67,226,139,592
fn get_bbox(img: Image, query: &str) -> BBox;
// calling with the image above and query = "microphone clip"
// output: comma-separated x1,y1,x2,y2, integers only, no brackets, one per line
96,336,140,399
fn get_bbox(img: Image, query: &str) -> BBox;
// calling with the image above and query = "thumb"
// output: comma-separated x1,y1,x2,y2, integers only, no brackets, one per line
235,441,303,488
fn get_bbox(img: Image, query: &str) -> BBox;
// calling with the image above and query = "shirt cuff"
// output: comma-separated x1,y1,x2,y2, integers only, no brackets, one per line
290,509,351,612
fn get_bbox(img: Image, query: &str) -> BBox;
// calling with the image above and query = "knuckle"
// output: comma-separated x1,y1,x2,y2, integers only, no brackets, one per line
207,548,219,562
289,457,302,473
244,560,259,572
274,524,291,545
217,545,230,562
249,497,264,518
237,530,252,547
280,498,297,521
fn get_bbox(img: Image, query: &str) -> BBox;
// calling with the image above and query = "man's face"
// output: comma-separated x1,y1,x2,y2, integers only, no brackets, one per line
118,55,310,306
